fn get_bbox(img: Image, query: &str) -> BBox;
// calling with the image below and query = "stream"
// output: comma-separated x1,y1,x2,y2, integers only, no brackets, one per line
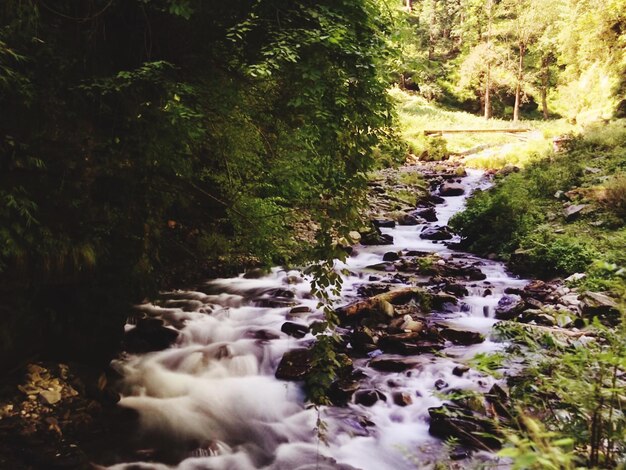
108,167,528,470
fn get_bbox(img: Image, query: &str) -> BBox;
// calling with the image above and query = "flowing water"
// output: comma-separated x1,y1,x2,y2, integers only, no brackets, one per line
108,169,527,470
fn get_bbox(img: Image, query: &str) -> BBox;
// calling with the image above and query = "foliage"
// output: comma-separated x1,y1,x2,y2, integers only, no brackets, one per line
451,122,626,278
499,317,626,467
515,225,597,276
386,0,626,121
0,0,396,366
499,415,579,469
449,173,542,256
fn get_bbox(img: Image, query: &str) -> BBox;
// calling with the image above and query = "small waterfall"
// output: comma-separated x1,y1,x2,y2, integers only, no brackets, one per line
109,168,526,469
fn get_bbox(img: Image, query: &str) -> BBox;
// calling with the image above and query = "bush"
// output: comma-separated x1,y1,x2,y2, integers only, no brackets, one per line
513,226,597,276
449,173,542,256
602,173,626,221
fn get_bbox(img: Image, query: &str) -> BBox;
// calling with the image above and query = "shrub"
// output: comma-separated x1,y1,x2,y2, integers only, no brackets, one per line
602,173,626,221
514,226,597,276
449,173,542,256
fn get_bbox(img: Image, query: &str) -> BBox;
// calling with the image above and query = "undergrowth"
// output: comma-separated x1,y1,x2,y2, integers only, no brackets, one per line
450,120,626,286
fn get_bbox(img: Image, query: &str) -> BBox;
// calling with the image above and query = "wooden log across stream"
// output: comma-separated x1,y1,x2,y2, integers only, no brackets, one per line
424,128,531,136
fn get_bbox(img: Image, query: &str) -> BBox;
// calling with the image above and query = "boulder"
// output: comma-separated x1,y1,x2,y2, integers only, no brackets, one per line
439,183,465,197
361,231,394,246
383,251,401,262
580,292,621,317
372,219,396,228
443,282,469,297
275,349,312,380
393,391,413,406
495,295,525,320
329,379,361,406
247,329,280,341
397,213,421,226
123,318,179,353
428,404,503,451
289,305,312,315
350,329,378,353
412,207,438,222
354,389,386,407
452,365,470,377
420,226,453,240
440,328,485,345
379,333,443,355
369,356,419,372
564,204,589,221
417,193,445,206
281,322,309,339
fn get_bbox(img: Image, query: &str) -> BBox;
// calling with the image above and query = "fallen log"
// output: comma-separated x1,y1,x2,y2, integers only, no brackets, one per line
337,287,457,319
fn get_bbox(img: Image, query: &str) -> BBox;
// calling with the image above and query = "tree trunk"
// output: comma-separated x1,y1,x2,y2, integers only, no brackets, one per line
428,1,435,60
484,67,491,119
541,55,550,119
406,0,413,12
513,43,525,122
484,0,493,119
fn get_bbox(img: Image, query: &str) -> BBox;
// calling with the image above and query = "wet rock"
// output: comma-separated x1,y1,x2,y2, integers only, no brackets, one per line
361,231,394,246
378,334,443,355
453,365,470,377
439,183,465,197
275,349,313,381
350,329,378,353
450,447,472,461
372,218,396,228
440,328,485,345
123,318,179,353
483,288,493,297
383,251,400,262
289,305,312,315
354,389,386,407
412,207,438,222
464,266,487,281
329,379,361,406
420,226,453,240
267,288,296,298
392,392,413,406
281,322,309,339
247,329,280,341
255,298,298,308
428,404,503,451
356,283,391,298
580,292,621,317
494,294,525,320
365,262,395,272
417,193,445,206
369,357,419,372
399,315,424,332
435,379,448,390
443,282,469,297
397,213,421,226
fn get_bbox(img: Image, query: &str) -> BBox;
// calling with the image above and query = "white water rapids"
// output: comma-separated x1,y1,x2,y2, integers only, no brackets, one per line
108,169,527,470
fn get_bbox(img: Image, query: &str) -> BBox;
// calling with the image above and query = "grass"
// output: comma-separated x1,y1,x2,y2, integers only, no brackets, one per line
390,87,578,169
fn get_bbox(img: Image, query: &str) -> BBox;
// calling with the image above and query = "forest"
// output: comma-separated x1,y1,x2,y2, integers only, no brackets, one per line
0,0,625,469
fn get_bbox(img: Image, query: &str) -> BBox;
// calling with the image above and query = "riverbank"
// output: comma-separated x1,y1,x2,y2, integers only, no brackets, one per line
2,153,622,468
